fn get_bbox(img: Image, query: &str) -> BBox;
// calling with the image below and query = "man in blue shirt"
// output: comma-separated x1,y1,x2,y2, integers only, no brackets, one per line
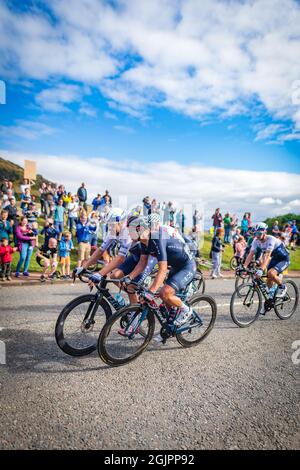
290,220,298,251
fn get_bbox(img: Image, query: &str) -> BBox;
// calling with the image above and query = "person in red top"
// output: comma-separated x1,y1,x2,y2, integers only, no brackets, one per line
0,237,17,281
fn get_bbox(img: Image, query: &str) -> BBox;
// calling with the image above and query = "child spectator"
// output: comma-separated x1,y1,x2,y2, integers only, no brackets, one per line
0,237,18,281
88,211,100,251
0,210,13,241
59,231,74,279
36,237,58,282
234,236,247,266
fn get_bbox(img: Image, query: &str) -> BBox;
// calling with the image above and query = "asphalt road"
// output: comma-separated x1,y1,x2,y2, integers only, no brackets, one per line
0,279,299,450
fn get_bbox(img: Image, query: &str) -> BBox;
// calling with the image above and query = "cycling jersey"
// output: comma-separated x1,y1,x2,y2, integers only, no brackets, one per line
141,228,194,269
251,235,289,258
251,235,290,274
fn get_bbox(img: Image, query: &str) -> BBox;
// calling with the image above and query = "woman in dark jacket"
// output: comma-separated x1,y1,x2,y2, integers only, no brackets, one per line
15,216,37,277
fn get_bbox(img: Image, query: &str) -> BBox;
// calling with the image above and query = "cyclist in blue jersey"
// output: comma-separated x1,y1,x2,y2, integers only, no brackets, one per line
243,222,290,297
125,215,197,327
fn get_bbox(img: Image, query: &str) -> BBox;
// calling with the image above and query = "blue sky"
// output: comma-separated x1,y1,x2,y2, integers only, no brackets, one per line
0,0,300,221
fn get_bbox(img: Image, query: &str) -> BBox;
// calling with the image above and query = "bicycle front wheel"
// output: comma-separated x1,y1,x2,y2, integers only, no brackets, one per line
55,294,112,356
275,280,299,320
98,305,155,367
176,294,217,348
230,283,262,327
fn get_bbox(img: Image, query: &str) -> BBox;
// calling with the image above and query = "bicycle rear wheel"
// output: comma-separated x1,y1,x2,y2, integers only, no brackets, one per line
230,283,262,327
275,280,299,320
176,294,217,347
55,294,112,356
98,305,155,367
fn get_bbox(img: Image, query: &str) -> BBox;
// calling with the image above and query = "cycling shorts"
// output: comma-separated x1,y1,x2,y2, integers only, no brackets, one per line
166,260,197,292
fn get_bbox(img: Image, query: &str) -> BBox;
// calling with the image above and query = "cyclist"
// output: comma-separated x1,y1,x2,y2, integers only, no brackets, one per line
74,207,131,279
243,222,290,298
124,215,197,327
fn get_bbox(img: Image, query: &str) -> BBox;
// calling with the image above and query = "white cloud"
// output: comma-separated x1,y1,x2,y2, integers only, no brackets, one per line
36,84,83,112
79,103,97,117
1,150,299,225
0,121,57,140
113,125,135,134
259,197,283,205
1,0,300,139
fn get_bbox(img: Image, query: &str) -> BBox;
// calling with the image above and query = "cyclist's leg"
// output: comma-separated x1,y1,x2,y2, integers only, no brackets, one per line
111,254,139,303
161,261,197,309
267,258,290,288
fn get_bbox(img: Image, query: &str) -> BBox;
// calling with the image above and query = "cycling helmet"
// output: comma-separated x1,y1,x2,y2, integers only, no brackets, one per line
127,215,149,231
254,222,268,232
148,212,161,226
106,207,126,223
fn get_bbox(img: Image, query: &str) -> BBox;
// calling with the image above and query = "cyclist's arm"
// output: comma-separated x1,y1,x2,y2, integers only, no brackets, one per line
149,261,168,293
244,250,255,268
99,254,126,276
128,255,149,280
82,247,104,269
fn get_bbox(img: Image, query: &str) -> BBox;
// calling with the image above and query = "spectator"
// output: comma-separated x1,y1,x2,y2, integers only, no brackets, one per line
44,184,55,218
6,181,14,200
290,220,298,251
211,208,223,235
56,185,66,202
20,187,32,210
234,236,247,266
0,178,8,196
37,237,58,282
23,202,39,226
67,195,79,232
77,182,88,211
101,190,112,205
59,231,74,279
75,211,96,267
40,218,59,250
20,178,34,195
272,220,280,238
176,209,185,234
223,213,232,244
6,197,19,225
54,199,66,239
88,211,100,251
232,227,241,254
1,194,10,209
247,212,252,230
92,194,102,212
0,237,18,281
210,227,224,279
39,182,47,216
15,216,37,277
0,210,13,241
151,199,159,214
62,191,72,209
142,196,151,216
241,213,249,236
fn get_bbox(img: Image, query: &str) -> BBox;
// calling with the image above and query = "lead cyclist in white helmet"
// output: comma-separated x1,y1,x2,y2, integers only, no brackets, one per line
243,222,290,298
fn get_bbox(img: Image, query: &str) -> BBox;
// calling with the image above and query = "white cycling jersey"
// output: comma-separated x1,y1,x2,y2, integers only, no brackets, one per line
251,235,283,254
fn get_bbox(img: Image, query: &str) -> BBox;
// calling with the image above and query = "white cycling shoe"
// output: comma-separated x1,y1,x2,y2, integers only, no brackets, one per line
276,285,287,298
174,307,193,327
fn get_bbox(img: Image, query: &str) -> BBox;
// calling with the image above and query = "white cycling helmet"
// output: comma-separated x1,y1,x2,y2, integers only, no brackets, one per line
106,207,126,223
255,222,268,232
